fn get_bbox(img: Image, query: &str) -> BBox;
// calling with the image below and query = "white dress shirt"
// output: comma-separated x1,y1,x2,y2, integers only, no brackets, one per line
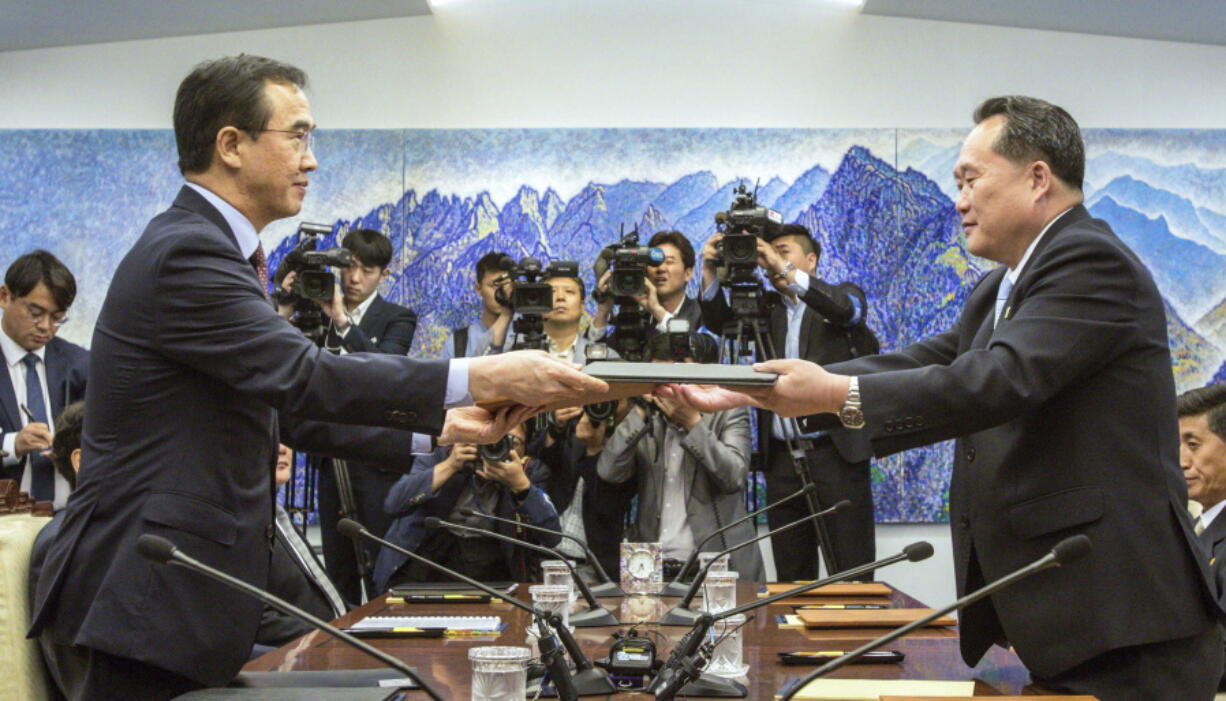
0,329,71,508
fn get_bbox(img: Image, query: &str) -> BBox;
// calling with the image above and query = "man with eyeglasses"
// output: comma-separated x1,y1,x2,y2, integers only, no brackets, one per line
28,54,604,700
0,249,88,510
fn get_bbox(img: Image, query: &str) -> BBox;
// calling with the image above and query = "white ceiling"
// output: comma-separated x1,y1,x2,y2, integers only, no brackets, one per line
863,0,1226,47
2,1,1224,54
0,0,433,52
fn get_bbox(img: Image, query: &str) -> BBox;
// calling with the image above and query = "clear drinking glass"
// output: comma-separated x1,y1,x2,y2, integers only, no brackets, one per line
540,559,576,603
698,551,730,574
700,570,739,614
705,614,750,678
469,646,531,701
529,584,572,631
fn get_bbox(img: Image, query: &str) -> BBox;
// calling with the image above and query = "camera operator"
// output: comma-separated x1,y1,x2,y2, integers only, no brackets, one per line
372,421,561,588
530,397,637,582
597,332,764,581
700,223,878,581
442,251,511,359
486,265,591,363
278,227,420,605
589,230,704,341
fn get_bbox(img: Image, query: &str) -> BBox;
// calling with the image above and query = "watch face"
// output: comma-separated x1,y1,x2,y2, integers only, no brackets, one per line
840,406,865,428
620,542,662,594
628,551,654,578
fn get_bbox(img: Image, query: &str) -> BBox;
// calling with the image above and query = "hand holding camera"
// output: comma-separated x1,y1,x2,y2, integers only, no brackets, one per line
475,448,531,492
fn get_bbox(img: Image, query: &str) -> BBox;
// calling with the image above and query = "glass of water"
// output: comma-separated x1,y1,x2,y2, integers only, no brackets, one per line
529,584,573,631
705,614,750,678
540,559,576,603
700,570,739,614
469,646,531,701
698,551,730,574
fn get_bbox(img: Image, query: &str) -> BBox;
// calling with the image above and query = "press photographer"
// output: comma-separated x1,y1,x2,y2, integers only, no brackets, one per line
486,256,592,363
277,226,420,604
700,214,880,582
589,230,704,360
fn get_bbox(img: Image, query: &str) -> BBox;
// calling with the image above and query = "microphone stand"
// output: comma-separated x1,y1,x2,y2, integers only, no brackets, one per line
650,541,935,700
659,484,818,597
338,518,617,697
135,534,444,701
659,500,850,626
777,534,1092,700
457,507,625,598
426,517,619,627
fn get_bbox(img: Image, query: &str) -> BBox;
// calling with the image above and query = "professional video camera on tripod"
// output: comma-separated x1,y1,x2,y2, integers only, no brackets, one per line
591,226,665,362
272,222,355,346
494,256,580,352
704,184,845,578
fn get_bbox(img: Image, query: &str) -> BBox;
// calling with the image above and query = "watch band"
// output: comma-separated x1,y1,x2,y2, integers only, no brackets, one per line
772,262,796,282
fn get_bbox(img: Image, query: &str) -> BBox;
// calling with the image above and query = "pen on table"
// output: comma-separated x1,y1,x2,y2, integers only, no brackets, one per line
386,594,488,604
793,604,889,610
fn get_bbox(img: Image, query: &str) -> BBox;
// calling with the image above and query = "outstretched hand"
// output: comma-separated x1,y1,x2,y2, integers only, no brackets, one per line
438,404,538,446
656,358,849,418
468,350,610,407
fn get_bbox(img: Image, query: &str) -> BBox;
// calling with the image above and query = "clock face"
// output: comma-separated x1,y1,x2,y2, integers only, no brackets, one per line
628,551,655,578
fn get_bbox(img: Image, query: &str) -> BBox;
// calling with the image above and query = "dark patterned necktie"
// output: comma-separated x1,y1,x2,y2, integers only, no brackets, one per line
22,353,54,501
250,243,270,299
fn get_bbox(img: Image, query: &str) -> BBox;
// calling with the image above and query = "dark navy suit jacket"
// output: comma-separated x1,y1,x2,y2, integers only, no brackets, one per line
0,335,88,483
28,186,449,687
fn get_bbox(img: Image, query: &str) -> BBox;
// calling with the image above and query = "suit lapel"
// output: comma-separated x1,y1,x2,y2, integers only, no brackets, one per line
44,340,67,422
0,359,18,431
970,268,1006,350
360,295,386,335
798,306,817,360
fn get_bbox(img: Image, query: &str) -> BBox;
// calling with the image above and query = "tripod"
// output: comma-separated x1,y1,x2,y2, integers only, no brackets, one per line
717,287,840,578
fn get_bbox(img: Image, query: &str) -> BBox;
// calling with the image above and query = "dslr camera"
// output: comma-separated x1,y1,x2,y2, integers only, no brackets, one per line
712,183,782,286
477,435,516,464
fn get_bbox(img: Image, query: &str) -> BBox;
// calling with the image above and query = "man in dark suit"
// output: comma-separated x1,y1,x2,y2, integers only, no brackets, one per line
670,96,1222,700
1178,383,1226,688
699,223,876,580
282,227,421,604
27,54,603,701
0,250,88,510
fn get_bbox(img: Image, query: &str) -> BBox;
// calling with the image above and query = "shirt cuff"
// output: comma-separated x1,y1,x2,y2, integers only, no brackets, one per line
446,358,472,409
701,279,721,302
411,433,433,456
2,432,17,467
846,294,864,327
654,310,675,333
788,269,811,296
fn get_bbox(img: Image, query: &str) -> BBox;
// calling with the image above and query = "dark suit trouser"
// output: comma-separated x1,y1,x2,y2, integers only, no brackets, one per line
48,643,201,701
1032,624,1223,701
317,461,402,604
766,438,875,581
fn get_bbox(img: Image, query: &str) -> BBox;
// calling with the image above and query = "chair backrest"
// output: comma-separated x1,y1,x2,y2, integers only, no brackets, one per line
0,512,53,701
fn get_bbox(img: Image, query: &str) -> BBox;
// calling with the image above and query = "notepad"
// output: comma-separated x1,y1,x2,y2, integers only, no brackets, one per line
349,615,501,632
778,678,974,699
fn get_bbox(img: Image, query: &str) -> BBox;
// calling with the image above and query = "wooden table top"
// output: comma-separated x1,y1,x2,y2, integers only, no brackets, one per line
243,582,1056,699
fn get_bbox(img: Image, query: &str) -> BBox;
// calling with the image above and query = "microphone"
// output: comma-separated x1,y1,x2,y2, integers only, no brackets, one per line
337,518,615,698
648,540,935,700
661,483,819,597
777,534,1092,700
134,534,445,701
457,507,625,598
424,516,619,627
659,499,851,626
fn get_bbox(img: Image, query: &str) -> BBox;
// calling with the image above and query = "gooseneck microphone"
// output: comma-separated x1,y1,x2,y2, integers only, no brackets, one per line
777,534,1093,701
134,533,445,701
648,540,935,700
660,483,820,597
337,518,616,697
456,507,625,598
424,516,619,627
659,499,851,626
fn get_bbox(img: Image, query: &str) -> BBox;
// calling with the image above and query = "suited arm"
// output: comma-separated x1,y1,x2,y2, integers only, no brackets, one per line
848,233,1140,457
151,231,447,433
340,305,418,355
797,276,863,327
597,408,653,484
507,458,562,546
698,282,733,340
679,407,751,494
383,450,445,518
280,414,416,469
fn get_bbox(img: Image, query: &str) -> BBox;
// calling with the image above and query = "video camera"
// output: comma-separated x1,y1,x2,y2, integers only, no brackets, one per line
592,227,665,362
494,256,580,350
272,222,354,345
712,183,782,286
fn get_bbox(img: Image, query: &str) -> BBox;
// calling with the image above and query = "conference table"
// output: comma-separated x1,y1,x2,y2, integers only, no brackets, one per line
243,582,1064,698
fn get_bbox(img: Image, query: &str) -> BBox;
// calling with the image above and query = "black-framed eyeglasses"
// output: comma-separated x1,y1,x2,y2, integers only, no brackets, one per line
244,127,315,154
21,300,68,328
